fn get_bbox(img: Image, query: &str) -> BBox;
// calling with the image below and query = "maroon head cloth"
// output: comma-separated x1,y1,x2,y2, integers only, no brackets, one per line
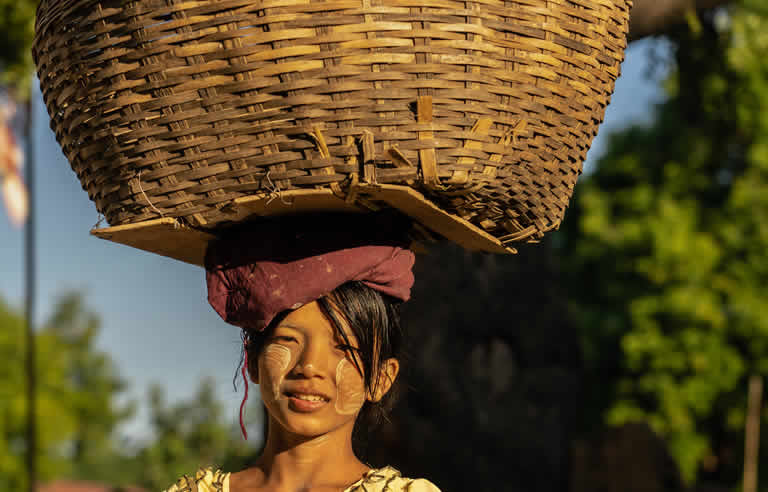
205,213,415,331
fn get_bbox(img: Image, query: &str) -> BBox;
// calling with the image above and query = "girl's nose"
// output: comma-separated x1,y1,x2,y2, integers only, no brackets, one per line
291,343,325,378
292,362,321,379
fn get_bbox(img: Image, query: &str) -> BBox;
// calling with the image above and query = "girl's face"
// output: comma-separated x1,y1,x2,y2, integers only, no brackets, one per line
253,301,391,438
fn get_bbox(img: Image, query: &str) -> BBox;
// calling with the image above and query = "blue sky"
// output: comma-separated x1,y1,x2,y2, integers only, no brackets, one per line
0,38,670,442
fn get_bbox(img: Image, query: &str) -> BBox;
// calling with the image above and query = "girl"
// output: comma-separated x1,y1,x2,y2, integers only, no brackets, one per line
164,215,440,492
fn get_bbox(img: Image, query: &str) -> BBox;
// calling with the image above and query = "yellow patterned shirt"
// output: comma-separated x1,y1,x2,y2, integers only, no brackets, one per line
163,466,441,492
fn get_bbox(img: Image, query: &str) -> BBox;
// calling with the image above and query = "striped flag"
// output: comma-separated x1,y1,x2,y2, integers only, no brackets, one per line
0,98,28,227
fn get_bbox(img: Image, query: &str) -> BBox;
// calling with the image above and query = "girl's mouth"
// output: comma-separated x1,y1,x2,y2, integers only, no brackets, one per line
285,392,330,412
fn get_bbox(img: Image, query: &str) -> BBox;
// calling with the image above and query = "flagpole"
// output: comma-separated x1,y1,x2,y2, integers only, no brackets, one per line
24,87,37,492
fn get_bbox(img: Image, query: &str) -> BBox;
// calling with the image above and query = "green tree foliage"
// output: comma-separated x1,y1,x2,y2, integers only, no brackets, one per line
131,379,257,491
0,0,36,94
561,0,768,483
0,293,130,491
0,291,260,491
43,293,135,484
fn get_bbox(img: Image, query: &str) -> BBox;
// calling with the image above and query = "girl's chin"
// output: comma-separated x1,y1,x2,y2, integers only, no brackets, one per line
269,403,359,437
274,401,331,424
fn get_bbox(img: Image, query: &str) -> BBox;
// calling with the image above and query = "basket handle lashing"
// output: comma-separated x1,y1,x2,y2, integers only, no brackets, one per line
263,169,292,206
499,225,539,245
314,131,377,211
478,120,525,182
416,96,444,191
360,130,376,184
482,129,515,181
441,120,521,197
307,126,344,197
308,129,378,211
91,212,105,230
387,145,413,168
308,126,331,159
344,172,360,205
134,169,165,219
442,118,494,191
386,145,416,186
344,176,382,212
350,131,383,211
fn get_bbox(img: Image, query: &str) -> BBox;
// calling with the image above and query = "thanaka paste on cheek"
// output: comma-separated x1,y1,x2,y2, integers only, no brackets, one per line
334,358,365,415
262,344,291,401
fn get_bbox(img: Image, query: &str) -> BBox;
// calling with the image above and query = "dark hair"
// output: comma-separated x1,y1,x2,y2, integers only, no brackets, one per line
240,281,404,450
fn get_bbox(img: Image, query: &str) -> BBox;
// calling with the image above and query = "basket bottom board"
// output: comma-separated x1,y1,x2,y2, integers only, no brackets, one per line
91,184,515,266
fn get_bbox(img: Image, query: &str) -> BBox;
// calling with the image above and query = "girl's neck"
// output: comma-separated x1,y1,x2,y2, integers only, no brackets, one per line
247,418,369,491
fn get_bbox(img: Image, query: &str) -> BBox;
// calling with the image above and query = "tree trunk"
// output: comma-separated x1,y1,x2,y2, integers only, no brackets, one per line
629,0,734,41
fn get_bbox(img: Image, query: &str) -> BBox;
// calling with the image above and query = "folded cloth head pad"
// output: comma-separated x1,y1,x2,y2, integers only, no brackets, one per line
204,214,416,331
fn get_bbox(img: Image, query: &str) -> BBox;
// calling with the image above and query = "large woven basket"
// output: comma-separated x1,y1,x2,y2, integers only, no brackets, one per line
34,0,631,259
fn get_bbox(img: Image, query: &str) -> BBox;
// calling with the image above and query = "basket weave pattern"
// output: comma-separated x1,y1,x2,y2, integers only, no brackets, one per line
34,0,631,245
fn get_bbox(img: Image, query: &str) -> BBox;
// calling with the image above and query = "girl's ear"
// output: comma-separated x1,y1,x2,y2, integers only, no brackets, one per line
368,358,400,402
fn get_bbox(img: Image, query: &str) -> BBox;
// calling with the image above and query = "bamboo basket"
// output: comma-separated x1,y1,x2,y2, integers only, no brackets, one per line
33,0,632,261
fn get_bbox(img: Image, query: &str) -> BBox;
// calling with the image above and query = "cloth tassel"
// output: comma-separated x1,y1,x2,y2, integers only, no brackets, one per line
239,342,249,440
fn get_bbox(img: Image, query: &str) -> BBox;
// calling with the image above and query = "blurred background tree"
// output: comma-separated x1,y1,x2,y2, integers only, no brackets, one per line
558,0,768,486
0,293,130,491
43,293,134,479
129,379,257,491
0,0,36,95
0,294,259,491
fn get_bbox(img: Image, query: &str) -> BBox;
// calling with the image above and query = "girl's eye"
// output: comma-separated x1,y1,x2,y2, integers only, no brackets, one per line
273,336,297,343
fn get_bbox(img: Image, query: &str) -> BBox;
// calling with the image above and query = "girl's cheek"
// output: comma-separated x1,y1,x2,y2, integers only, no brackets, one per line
334,358,365,415
261,344,292,401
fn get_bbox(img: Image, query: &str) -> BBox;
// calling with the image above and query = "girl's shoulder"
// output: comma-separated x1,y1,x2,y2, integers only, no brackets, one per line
347,466,441,492
163,467,229,492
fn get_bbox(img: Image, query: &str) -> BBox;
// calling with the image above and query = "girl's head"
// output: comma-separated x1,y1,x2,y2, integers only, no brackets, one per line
242,281,403,443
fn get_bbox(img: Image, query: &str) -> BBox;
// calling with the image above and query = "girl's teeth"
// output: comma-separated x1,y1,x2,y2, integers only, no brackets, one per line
294,394,324,401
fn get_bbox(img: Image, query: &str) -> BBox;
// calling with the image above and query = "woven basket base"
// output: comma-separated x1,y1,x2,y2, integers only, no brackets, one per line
91,185,514,265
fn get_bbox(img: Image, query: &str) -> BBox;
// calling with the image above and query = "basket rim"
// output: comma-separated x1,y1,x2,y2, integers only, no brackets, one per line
90,185,516,265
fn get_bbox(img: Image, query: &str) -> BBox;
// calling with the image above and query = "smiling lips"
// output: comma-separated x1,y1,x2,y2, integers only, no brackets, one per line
285,390,331,412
